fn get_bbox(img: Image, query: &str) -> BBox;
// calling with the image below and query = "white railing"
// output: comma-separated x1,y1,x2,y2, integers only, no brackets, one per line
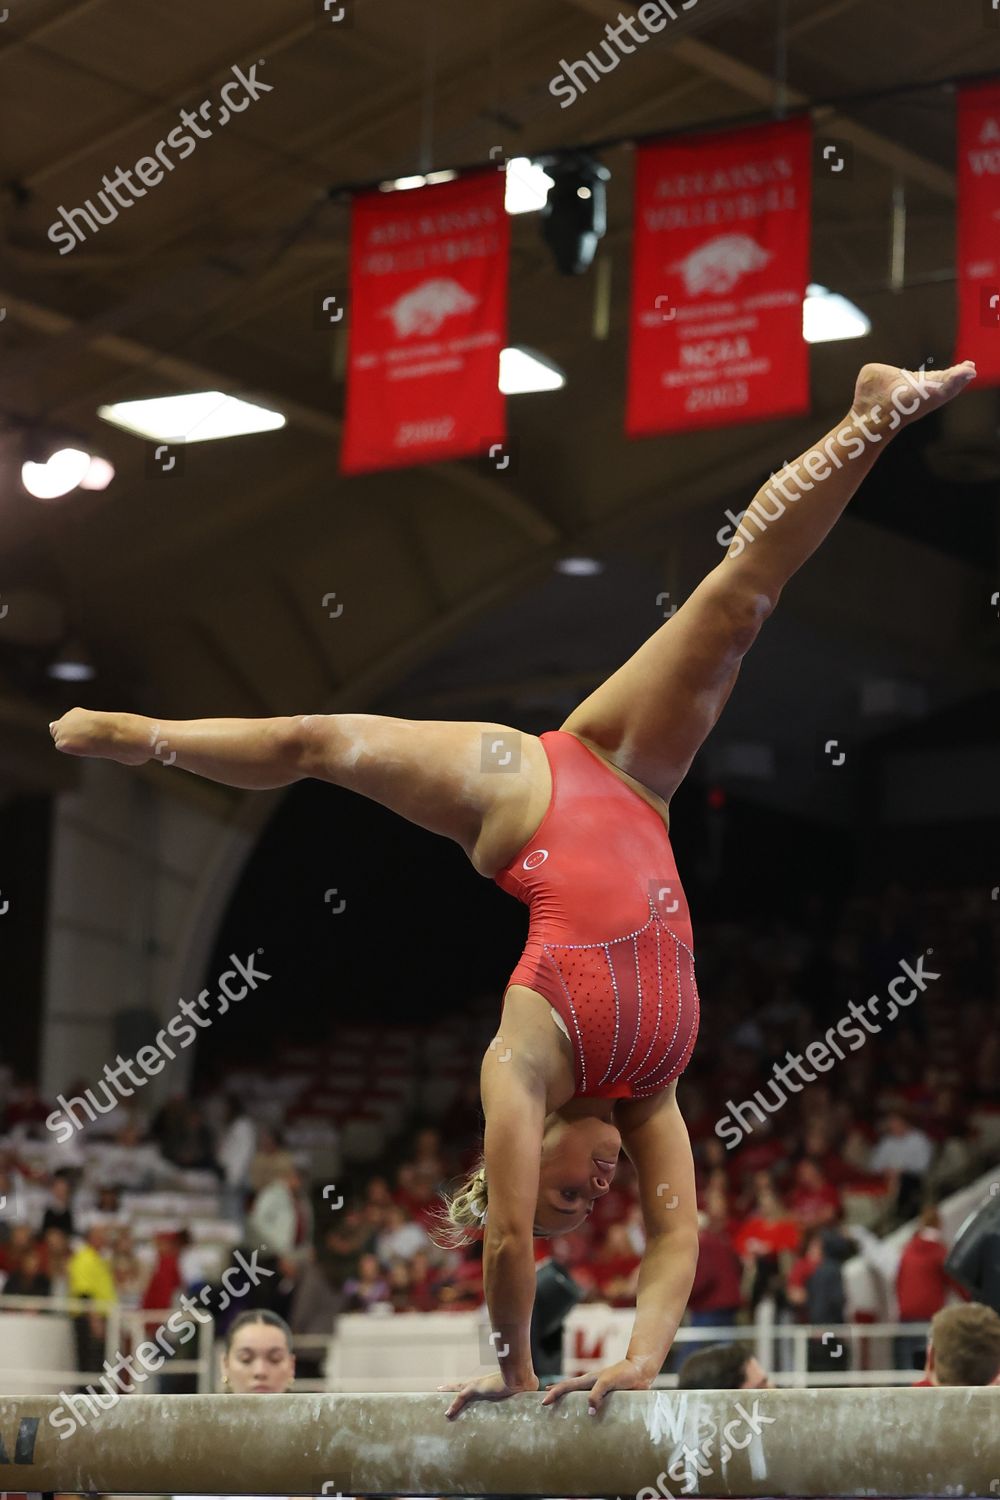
562,1305,929,1388
0,1296,214,1394
0,1296,931,1393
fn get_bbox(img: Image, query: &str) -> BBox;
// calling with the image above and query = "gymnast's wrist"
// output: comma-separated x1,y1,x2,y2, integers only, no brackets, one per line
116,712,153,761
623,1350,659,1384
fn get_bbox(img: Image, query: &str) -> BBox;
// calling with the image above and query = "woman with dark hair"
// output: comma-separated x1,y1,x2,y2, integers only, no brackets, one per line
220,1308,296,1393
175,1312,298,1500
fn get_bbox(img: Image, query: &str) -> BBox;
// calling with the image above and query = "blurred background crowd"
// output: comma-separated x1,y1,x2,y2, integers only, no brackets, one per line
1,879,997,1380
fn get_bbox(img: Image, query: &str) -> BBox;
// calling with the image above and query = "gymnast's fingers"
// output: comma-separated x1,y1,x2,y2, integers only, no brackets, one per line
540,1374,594,1405
586,1375,617,1413
442,1383,474,1418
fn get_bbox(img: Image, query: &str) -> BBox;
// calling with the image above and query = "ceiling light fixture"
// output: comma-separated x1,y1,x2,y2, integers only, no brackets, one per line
98,392,286,443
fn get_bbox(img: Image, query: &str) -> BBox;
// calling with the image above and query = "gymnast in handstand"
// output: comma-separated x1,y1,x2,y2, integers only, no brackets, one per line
50,358,976,1415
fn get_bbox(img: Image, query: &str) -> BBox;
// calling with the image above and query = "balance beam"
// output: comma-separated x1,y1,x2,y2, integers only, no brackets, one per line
1,1389,997,1497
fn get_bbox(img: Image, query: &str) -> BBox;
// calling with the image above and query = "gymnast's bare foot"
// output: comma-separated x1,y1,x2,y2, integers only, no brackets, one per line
851,359,977,435
50,707,151,766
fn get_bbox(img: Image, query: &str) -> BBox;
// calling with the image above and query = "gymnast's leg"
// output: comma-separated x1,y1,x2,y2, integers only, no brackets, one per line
558,359,977,803
48,708,541,873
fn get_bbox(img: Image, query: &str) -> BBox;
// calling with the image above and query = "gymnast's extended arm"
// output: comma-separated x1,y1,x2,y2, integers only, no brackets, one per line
542,1082,700,1410
441,1051,548,1417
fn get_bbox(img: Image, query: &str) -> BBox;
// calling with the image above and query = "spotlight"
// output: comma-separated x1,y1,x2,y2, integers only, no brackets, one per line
499,346,566,394
22,447,90,500
803,283,870,343
555,556,603,576
20,431,115,501
48,638,96,682
539,152,610,275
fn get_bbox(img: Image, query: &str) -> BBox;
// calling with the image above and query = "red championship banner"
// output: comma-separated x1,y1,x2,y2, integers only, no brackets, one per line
627,116,812,436
955,80,1000,385
340,170,509,474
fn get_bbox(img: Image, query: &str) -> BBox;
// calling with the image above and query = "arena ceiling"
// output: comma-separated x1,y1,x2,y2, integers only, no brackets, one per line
0,0,997,816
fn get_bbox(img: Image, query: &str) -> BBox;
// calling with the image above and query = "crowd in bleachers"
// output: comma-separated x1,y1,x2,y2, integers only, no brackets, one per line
1,881,997,1373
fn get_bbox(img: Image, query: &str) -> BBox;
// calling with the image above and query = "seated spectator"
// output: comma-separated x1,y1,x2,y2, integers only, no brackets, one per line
0,1222,35,1276
786,1159,842,1232
687,1209,743,1339
839,1122,879,1181
342,1252,390,1312
895,1207,964,1371
869,1108,934,1223
695,1137,736,1198
76,1184,124,1236
436,1240,484,1310
702,1182,740,1242
408,1127,446,1184
801,1120,856,1186
385,1257,412,1313
677,1340,772,1390
734,1180,801,1255
408,1249,440,1312
365,1176,395,1210
319,1208,375,1290
40,1171,76,1237
915,1303,1000,1387
142,1229,187,1326
38,1226,71,1296
248,1125,298,1193
376,1203,429,1264
1,1243,51,1302
395,1172,442,1232
247,1163,313,1261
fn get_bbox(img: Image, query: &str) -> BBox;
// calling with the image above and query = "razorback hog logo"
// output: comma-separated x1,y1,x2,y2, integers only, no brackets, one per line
381,278,478,337
670,233,772,296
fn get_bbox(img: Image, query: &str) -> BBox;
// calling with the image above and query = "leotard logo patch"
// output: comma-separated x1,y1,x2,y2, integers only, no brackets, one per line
523,848,549,870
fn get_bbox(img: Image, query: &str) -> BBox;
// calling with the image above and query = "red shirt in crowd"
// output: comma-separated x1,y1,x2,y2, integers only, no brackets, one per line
733,1215,801,1258
787,1181,842,1227
688,1229,743,1313
896,1230,963,1321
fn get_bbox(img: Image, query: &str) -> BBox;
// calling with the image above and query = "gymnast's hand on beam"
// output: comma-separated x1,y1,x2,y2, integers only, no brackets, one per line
539,1356,650,1414
437,1369,540,1418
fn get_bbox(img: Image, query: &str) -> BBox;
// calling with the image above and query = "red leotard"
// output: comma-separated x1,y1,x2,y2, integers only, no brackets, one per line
493,730,700,1100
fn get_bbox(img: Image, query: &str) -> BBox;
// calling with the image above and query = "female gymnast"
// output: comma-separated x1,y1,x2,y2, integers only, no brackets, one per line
50,358,976,1416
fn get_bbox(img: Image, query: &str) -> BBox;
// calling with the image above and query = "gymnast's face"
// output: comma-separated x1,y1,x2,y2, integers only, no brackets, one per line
222,1323,296,1393
533,1116,622,1235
